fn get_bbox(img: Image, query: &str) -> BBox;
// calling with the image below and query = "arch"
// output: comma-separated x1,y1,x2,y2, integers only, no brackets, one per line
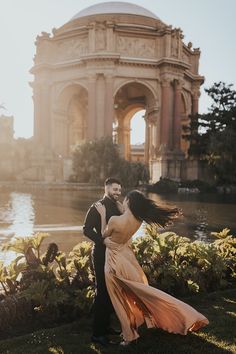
55,82,88,108
113,79,158,103
122,103,146,127
52,83,88,157
113,81,157,161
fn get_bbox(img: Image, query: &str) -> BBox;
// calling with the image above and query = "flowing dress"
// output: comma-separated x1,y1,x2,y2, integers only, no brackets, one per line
104,236,209,342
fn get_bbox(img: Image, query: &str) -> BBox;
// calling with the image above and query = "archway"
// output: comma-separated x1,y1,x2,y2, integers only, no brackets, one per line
53,84,88,157
113,81,158,162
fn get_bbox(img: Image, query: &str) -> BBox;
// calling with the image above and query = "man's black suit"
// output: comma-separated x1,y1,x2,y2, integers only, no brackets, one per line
83,196,121,337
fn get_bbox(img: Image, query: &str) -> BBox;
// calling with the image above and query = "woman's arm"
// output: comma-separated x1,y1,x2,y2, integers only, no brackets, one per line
94,202,106,234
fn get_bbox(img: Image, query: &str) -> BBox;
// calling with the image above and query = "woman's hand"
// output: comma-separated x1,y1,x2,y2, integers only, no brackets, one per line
116,201,124,214
102,226,110,238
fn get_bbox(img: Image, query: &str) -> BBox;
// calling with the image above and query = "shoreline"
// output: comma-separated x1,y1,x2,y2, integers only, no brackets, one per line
0,181,104,191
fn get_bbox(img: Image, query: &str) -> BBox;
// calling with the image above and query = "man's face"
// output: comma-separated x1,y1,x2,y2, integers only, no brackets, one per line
105,183,122,201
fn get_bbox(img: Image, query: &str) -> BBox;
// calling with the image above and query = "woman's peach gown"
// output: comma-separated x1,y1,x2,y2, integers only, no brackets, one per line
104,236,209,342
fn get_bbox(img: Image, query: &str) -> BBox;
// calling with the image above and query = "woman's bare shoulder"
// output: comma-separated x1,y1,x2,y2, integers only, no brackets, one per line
108,215,121,223
108,215,125,229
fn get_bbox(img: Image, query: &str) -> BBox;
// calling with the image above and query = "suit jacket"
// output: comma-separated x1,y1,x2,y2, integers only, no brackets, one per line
83,196,121,251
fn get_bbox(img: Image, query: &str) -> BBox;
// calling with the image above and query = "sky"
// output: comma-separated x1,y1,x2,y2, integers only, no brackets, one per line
0,0,236,143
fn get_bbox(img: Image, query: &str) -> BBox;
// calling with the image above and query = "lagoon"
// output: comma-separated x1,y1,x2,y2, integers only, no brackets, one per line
0,187,236,264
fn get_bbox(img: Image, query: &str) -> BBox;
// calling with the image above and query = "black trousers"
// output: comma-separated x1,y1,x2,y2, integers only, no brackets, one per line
92,246,114,336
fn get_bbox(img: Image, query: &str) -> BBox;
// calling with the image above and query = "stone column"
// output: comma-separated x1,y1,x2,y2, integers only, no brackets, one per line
96,74,106,138
173,79,182,151
144,116,150,164
115,120,127,159
33,82,51,147
192,89,200,115
160,77,171,151
164,27,172,57
124,127,131,161
105,74,114,136
32,83,41,143
40,84,51,148
106,21,115,51
87,74,96,140
88,23,95,53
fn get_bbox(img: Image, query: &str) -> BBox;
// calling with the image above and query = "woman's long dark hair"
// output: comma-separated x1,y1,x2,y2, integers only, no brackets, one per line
126,190,180,227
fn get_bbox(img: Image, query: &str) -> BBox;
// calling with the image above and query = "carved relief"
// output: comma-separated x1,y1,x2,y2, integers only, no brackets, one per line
171,37,179,58
171,28,183,59
117,36,155,58
56,37,88,60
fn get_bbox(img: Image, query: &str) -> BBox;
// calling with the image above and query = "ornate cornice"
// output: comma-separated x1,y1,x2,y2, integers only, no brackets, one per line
31,54,203,78
184,70,204,84
157,58,190,70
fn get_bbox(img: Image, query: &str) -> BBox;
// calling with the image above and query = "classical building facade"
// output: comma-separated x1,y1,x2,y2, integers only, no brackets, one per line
31,2,204,181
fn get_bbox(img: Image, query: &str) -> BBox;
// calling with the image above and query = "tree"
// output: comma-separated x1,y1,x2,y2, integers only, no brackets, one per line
72,137,149,187
183,82,236,184
72,137,120,184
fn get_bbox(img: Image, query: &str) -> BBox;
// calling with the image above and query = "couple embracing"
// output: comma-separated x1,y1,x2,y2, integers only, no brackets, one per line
83,178,208,347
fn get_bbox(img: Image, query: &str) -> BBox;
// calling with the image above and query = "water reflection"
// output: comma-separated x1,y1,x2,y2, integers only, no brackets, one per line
7,192,35,236
0,189,236,265
148,193,236,242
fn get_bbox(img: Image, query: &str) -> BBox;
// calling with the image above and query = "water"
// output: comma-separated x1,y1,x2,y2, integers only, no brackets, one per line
0,188,236,264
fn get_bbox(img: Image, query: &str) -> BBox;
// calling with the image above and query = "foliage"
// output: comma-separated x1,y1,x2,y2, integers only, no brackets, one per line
72,136,149,187
0,228,235,333
132,226,235,295
116,159,150,188
147,178,179,194
0,235,94,330
211,228,236,279
183,82,236,184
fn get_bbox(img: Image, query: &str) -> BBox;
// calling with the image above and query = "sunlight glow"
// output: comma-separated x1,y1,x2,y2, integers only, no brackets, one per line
130,110,145,145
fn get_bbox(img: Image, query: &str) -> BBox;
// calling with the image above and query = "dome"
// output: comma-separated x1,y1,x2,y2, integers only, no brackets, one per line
71,1,159,21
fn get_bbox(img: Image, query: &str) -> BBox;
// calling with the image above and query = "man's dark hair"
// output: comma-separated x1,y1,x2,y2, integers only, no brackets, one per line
105,177,122,186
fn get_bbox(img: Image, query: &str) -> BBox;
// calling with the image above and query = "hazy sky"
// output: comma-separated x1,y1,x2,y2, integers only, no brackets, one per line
0,0,235,142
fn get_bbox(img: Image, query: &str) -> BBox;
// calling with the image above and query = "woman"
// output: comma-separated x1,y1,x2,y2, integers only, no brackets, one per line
95,190,209,346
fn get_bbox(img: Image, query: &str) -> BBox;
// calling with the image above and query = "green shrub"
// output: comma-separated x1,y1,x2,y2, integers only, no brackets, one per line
147,178,179,194
0,229,235,333
132,227,235,295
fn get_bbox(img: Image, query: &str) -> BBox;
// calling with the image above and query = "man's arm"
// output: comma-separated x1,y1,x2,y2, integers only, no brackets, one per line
83,205,103,245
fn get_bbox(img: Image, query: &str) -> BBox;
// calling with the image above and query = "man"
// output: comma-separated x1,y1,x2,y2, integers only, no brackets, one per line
83,177,122,346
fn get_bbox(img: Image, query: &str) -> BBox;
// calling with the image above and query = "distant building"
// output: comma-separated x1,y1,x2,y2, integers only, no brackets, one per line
131,144,145,163
0,115,14,143
0,115,15,179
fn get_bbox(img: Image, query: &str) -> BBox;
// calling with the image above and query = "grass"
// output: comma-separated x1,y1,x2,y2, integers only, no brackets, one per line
0,289,235,354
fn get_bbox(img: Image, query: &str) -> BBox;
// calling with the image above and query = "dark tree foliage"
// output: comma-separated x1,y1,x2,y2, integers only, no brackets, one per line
72,136,149,187
183,82,236,184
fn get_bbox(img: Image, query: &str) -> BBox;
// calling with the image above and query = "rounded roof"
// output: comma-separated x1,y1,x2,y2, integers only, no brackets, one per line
71,1,159,21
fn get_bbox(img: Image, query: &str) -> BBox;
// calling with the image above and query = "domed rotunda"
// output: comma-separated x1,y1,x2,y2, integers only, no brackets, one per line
31,1,204,182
